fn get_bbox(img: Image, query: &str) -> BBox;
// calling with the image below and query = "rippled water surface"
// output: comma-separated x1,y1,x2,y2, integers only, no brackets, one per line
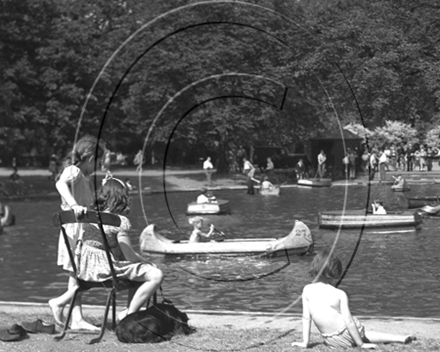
1,183,439,317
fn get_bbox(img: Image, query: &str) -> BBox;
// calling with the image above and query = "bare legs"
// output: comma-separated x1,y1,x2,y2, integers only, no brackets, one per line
118,267,164,321
364,331,415,344
49,274,99,331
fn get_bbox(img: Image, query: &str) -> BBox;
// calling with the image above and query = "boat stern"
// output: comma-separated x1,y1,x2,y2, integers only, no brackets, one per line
267,220,314,254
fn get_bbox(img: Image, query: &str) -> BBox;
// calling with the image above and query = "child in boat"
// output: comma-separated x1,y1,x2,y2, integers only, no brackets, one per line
196,188,216,203
391,174,409,190
371,200,387,214
188,216,215,243
291,249,415,349
261,176,275,190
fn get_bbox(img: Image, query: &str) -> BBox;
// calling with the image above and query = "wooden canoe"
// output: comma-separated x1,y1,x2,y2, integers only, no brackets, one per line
186,199,230,215
318,210,422,229
260,187,280,195
297,178,332,187
139,220,314,258
407,196,440,209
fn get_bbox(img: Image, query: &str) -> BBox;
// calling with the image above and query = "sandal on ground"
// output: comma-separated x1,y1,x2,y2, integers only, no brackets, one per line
21,319,56,334
0,324,28,341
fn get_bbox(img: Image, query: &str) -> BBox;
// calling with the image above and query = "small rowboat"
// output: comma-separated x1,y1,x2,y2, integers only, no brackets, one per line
318,210,422,229
0,204,15,227
186,199,230,215
407,196,440,209
260,187,280,195
418,204,440,216
297,178,332,187
140,220,314,258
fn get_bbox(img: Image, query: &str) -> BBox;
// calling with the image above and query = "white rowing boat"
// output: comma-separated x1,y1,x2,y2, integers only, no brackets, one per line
186,199,230,215
297,178,332,187
318,210,422,229
260,187,280,195
139,220,314,258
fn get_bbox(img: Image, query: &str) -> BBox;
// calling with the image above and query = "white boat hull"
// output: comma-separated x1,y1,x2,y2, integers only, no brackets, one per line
140,220,314,258
297,179,332,187
186,199,230,215
318,210,422,229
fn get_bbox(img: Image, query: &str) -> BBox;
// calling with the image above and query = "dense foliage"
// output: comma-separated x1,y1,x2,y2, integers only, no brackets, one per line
1,0,440,170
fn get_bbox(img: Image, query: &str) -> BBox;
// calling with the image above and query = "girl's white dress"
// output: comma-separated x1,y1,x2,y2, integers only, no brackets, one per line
77,215,152,282
57,165,93,271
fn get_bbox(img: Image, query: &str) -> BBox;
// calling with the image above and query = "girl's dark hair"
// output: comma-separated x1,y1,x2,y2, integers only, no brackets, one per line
94,179,130,214
309,249,343,280
58,135,106,177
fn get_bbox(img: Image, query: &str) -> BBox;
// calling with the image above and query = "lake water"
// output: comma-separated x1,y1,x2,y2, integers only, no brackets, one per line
1,183,439,318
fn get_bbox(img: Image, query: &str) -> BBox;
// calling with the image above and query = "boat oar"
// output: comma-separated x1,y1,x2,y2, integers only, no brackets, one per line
211,225,226,237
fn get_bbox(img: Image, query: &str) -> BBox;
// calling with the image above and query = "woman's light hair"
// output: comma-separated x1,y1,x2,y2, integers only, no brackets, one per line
309,249,343,280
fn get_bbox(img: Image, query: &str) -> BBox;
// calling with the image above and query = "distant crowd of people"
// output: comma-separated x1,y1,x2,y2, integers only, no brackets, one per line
363,144,439,181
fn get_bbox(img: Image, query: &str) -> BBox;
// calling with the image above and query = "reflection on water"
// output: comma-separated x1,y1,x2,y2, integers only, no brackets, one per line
0,183,439,317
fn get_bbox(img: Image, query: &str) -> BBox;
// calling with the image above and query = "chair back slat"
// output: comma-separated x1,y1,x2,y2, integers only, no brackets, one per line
52,210,121,227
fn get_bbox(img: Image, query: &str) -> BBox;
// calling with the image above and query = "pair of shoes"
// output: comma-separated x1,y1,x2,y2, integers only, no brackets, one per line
0,324,28,341
21,319,56,334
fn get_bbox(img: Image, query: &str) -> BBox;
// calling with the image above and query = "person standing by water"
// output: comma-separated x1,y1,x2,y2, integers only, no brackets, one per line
49,135,106,330
48,154,58,182
265,157,274,178
243,157,260,194
317,150,326,178
369,149,377,181
348,149,357,179
236,146,247,173
378,149,387,182
295,158,307,180
203,156,214,187
361,149,370,173
133,150,143,172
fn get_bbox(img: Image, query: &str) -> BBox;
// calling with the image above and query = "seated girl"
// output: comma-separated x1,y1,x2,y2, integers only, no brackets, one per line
77,175,163,321
188,216,214,243
291,249,414,349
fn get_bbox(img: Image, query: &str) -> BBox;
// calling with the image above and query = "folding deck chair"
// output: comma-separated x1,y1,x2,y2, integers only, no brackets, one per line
52,210,156,344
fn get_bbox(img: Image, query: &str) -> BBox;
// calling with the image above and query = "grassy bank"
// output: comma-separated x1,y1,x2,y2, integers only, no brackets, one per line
1,311,438,352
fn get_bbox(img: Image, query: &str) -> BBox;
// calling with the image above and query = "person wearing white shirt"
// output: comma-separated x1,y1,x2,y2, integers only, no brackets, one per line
378,150,387,182
317,150,326,178
196,188,216,204
203,157,214,186
371,200,387,214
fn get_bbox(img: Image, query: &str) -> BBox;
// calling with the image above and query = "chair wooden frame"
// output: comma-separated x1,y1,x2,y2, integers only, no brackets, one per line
52,210,149,344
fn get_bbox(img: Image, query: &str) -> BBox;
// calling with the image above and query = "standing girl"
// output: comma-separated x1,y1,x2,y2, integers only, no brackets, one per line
49,135,105,330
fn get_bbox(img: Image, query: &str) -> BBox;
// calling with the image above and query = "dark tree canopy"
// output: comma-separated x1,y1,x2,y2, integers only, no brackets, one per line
1,0,440,170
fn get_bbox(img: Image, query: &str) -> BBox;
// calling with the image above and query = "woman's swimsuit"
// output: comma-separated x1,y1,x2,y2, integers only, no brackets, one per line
321,317,366,349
